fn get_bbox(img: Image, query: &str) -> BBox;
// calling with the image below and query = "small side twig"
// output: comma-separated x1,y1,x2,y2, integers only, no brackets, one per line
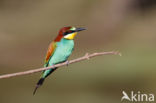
0,51,121,79
85,53,90,60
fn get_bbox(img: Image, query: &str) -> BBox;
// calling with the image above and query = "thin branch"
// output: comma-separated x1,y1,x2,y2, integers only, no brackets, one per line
0,51,121,79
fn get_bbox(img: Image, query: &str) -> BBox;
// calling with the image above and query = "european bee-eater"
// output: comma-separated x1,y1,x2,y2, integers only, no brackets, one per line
33,26,85,95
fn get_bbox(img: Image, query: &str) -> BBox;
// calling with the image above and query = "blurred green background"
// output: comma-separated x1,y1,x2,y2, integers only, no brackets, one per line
0,0,156,103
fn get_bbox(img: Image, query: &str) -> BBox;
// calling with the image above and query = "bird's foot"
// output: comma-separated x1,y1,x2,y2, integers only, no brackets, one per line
66,60,70,66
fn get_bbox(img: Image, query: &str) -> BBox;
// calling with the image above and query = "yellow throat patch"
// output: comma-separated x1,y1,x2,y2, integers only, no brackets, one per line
64,32,77,40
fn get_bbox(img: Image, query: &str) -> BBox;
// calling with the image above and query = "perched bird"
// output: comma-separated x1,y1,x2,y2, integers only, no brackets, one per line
33,26,85,95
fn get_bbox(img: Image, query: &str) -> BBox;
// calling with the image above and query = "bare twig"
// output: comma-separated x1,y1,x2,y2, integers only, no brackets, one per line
0,51,121,79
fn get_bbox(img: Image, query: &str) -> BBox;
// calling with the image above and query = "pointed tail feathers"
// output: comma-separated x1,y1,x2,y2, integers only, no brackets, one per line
33,78,45,95
33,68,57,95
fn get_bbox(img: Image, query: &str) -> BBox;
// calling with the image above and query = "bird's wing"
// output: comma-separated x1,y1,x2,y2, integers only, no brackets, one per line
44,41,57,67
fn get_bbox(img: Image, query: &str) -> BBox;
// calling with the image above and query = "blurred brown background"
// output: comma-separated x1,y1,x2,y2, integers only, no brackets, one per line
0,0,156,103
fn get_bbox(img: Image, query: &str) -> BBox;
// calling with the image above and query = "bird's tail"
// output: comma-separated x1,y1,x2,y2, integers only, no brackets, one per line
33,68,57,95
33,78,45,95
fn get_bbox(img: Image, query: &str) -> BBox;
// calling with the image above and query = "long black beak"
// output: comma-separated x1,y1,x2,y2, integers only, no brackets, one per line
76,27,86,32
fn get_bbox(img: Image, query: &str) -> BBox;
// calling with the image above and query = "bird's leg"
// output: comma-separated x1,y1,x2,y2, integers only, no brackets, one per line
65,60,70,66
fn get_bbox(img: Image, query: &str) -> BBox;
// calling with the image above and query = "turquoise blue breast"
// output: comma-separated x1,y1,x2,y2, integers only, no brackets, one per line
48,38,74,66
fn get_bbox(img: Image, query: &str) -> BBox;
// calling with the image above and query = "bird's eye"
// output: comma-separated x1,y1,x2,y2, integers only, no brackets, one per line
63,32,69,35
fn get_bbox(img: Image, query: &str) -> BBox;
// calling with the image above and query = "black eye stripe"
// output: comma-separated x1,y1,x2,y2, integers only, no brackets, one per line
64,30,75,35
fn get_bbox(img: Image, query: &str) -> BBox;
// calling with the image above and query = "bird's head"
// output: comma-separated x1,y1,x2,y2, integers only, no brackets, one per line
55,26,85,41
